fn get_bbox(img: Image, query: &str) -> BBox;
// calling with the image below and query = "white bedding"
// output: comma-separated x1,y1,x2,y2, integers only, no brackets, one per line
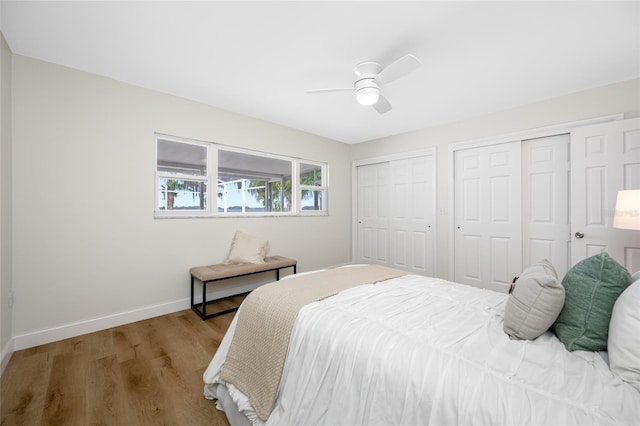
204,274,640,425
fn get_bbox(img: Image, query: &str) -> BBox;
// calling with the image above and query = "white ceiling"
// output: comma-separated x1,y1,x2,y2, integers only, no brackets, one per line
1,1,639,144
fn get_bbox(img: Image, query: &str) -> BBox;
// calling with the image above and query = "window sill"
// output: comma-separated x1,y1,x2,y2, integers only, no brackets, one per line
154,211,329,219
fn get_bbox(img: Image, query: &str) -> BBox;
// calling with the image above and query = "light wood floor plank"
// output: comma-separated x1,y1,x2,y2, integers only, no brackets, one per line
43,353,88,425
120,356,179,425
176,311,226,357
86,354,126,426
163,314,212,368
150,351,220,426
0,351,52,425
112,322,145,363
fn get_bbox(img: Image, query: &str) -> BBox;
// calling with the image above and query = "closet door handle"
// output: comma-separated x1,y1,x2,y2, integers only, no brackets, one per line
575,232,584,239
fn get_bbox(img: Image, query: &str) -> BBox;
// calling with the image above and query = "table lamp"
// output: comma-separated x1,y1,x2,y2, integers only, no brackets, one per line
613,190,640,230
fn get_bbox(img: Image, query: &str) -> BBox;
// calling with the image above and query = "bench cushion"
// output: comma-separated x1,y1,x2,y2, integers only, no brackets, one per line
191,256,297,282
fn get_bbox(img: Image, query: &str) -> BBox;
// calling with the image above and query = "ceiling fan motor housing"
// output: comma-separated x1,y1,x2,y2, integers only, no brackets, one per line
353,61,383,77
354,77,379,91
353,61,382,105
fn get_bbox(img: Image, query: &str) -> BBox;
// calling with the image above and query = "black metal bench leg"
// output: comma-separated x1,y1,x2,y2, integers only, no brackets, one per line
202,279,207,319
190,275,194,310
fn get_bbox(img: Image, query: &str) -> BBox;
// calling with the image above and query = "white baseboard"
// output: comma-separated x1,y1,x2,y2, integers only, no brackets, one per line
10,265,338,352
11,282,268,351
0,337,15,377
13,298,190,351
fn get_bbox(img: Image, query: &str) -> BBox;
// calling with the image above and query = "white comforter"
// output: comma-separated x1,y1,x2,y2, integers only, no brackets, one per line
204,274,640,425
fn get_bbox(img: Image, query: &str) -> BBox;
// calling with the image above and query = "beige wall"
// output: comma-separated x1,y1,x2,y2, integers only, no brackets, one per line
0,31,13,367
350,78,640,280
11,55,352,337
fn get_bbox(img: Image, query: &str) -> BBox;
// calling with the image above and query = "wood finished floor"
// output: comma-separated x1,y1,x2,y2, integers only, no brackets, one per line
1,295,246,426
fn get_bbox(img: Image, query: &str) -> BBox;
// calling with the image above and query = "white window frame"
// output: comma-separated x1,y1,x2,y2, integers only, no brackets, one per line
154,134,329,218
155,136,212,217
297,160,328,215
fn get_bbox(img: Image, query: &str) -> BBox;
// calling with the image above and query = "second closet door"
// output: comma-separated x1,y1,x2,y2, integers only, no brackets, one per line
389,156,435,276
522,134,571,278
454,141,522,292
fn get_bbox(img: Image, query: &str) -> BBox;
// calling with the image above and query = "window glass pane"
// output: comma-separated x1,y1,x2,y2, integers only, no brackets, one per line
300,163,322,186
157,139,207,176
217,178,267,212
158,178,207,210
268,177,292,212
301,189,323,211
218,150,292,213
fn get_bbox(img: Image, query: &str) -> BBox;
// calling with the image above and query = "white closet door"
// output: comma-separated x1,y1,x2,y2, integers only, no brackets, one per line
454,141,522,292
389,155,435,276
522,134,571,278
571,118,640,272
356,162,390,265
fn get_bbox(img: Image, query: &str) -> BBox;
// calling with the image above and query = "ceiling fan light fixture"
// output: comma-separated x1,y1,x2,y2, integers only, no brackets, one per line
307,54,420,115
356,87,380,106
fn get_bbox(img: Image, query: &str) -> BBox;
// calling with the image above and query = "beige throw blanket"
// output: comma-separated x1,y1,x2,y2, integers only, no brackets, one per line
219,264,408,421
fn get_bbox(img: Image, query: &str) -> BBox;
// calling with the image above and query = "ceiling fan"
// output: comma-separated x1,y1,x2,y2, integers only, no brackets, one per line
306,54,421,114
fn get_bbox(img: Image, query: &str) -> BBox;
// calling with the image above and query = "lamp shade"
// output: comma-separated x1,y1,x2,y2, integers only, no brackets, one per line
613,189,640,230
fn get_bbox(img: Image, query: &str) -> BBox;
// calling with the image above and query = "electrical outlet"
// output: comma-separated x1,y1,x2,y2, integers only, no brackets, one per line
8,291,14,308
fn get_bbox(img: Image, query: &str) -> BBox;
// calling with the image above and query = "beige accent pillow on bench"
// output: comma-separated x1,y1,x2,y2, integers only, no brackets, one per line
225,231,270,264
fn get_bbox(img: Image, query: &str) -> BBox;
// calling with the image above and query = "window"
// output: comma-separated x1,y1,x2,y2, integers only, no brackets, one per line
217,150,293,213
157,138,208,212
155,135,328,217
299,162,326,212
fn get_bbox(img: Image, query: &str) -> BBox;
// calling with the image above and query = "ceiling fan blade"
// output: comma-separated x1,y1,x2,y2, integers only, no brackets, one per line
372,94,392,114
378,54,421,85
306,88,353,94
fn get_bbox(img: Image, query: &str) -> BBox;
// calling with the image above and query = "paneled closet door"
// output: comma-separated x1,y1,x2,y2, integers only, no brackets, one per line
522,134,571,278
356,162,390,265
570,118,640,272
356,154,436,275
454,141,522,292
389,156,435,276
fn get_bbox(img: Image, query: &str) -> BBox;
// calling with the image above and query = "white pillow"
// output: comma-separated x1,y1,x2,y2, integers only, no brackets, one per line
608,278,640,391
225,231,270,264
503,259,565,340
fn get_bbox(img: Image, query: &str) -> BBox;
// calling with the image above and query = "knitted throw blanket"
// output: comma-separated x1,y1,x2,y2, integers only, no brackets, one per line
219,264,408,421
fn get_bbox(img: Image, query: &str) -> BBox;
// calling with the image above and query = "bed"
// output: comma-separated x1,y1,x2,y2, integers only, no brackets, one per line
203,260,640,425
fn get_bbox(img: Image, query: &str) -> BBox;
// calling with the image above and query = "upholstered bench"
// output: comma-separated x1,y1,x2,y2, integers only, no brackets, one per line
190,256,297,320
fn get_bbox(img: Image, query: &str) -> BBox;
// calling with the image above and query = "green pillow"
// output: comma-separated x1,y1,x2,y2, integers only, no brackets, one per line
553,252,632,351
